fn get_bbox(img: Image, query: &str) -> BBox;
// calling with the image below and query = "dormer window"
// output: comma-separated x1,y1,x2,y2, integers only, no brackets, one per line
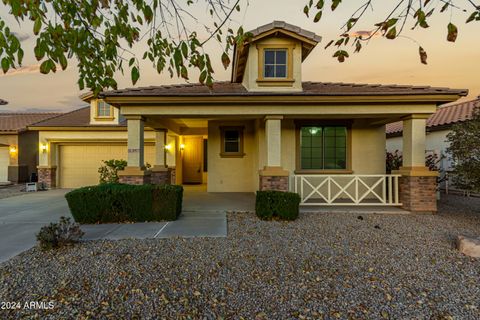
96,100,113,119
264,49,287,78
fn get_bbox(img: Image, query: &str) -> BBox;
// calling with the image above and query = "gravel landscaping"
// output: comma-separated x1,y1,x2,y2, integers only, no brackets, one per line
0,184,26,200
1,194,480,319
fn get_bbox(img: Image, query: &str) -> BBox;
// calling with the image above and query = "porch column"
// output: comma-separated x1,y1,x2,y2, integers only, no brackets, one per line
151,128,172,185
259,116,289,191
395,115,438,213
118,116,151,185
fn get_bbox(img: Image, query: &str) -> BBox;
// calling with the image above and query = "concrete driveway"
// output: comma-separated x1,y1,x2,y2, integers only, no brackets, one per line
0,187,251,263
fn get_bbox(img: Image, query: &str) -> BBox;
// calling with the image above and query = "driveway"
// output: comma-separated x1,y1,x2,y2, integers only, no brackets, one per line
0,188,246,263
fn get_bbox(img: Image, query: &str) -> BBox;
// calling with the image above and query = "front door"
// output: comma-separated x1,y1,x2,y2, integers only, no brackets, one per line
182,136,203,184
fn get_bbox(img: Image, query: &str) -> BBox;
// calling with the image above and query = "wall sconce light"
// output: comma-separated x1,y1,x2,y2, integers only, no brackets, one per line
180,143,185,151
9,146,17,154
164,144,172,151
40,143,48,153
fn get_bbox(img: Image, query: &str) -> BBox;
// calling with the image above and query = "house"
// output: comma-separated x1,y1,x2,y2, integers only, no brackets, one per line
0,112,62,183
386,97,479,171
30,21,468,213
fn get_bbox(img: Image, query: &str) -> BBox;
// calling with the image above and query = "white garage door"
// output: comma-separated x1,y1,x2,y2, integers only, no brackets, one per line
59,145,155,188
0,147,9,182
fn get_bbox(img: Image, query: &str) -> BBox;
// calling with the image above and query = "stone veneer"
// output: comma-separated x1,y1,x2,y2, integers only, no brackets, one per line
150,168,172,185
398,175,437,213
259,175,289,192
38,167,57,189
119,174,151,185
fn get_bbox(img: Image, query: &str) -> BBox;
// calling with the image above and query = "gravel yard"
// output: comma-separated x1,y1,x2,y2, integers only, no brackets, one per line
1,194,479,319
0,184,26,200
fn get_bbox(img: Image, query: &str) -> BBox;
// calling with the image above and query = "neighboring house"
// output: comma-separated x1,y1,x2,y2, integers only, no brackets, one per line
0,112,62,183
386,97,479,171
30,21,468,213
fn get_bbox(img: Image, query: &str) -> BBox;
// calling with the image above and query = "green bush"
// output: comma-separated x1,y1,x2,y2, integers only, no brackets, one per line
98,159,128,184
255,191,301,221
65,184,183,223
36,217,84,251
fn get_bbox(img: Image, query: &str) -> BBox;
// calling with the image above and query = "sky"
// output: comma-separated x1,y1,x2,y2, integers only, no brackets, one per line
0,0,479,112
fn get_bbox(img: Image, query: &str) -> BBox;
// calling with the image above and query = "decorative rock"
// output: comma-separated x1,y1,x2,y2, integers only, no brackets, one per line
457,235,480,258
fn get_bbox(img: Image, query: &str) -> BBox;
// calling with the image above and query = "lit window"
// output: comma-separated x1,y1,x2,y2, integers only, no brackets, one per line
97,101,111,117
300,126,347,170
264,49,287,78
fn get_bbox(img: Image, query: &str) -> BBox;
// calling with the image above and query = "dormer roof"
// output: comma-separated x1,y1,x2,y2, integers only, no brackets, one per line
231,21,322,83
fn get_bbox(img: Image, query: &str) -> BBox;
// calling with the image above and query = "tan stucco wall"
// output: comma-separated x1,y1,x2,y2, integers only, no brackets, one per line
0,134,18,165
89,99,123,125
207,120,255,192
350,121,386,174
241,37,303,92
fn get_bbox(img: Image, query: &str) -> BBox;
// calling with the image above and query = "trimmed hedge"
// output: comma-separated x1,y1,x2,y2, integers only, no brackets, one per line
255,190,301,221
65,183,183,223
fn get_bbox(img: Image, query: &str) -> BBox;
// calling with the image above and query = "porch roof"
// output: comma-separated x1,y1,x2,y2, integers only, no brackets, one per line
99,81,468,99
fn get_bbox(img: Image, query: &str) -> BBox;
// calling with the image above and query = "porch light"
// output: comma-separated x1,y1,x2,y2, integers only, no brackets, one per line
40,143,48,153
180,143,185,151
9,146,17,154
164,144,172,151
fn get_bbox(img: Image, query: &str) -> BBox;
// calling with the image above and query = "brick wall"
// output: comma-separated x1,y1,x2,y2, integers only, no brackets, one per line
38,167,56,189
259,175,289,192
399,175,437,213
151,169,172,185
119,174,151,185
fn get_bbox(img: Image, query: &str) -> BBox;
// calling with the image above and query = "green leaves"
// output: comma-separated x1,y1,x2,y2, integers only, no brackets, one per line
447,23,458,42
39,59,57,74
333,50,349,63
131,66,140,85
221,52,230,70
1,57,9,73
419,46,428,65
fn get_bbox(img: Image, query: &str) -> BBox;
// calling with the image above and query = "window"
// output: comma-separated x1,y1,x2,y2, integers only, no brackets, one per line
264,49,287,78
96,101,112,118
300,126,347,170
220,126,244,157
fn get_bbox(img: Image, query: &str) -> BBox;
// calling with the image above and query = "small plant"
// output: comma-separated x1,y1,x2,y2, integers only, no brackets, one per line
386,150,403,173
36,217,84,250
98,159,128,184
256,191,301,221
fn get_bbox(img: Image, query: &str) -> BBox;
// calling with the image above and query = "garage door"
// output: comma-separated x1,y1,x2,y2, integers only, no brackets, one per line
59,145,155,188
0,147,9,182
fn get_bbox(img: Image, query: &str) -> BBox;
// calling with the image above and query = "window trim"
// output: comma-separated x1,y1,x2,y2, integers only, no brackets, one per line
256,44,295,87
294,120,353,174
219,126,245,158
95,100,114,120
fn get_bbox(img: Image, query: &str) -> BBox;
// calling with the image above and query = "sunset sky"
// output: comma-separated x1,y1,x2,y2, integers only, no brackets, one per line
0,0,479,112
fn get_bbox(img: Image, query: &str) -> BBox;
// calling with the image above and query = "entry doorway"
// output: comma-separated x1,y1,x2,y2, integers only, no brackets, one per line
182,136,206,184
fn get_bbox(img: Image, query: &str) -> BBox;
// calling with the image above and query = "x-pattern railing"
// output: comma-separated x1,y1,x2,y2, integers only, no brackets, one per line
294,174,401,206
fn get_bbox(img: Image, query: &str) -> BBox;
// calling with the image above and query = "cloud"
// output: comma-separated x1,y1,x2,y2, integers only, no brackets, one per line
0,64,41,77
348,30,380,38
12,32,30,42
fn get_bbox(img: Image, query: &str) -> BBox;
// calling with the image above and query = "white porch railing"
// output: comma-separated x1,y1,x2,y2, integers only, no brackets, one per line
293,174,402,206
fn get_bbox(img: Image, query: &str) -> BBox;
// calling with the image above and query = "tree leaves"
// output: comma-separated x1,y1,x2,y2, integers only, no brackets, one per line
131,66,140,85
447,23,458,42
419,46,428,65
333,50,349,63
221,52,230,69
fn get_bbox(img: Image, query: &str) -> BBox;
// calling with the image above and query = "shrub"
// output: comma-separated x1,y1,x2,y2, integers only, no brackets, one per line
65,183,183,223
98,159,128,184
256,191,301,221
36,217,84,250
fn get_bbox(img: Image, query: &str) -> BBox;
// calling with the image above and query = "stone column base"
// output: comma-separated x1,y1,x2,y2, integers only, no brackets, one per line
38,166,57,189
150,166,172,185
118,167,151,185
170,167,177,184
395,167,438,213
259,166,289,192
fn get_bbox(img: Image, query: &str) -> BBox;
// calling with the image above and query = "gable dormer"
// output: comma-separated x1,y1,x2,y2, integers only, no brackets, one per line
232,21,321,92
80,93,123,125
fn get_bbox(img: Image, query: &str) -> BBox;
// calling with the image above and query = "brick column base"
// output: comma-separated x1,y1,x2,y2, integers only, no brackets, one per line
259,167,290,192
38,166,57,189
118,167,151,185
398,175,437,213
150,167,172,185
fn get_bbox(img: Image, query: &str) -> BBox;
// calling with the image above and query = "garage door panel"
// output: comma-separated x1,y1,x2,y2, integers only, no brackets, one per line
59,145,155,188
0,147,9,182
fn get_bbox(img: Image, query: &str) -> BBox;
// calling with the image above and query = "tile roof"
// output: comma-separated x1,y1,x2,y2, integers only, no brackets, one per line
386,98,480,135
0,112,63,133
0,99,8,105
249,21,322,43
100,81,468,97
29,106,125,128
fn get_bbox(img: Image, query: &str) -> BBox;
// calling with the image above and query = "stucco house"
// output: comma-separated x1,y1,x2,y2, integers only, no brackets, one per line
30,21,468,213
0,112,62,183
386,97,479,172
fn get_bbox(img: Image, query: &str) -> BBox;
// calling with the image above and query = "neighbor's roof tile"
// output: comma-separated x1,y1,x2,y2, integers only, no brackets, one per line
386,98,479,135
0,112,63,133
29,106,125,128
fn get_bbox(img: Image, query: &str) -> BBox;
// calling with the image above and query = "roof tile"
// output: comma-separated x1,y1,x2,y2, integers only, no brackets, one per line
0,112,62,133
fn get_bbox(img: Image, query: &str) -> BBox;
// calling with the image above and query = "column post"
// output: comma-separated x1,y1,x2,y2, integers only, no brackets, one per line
259,116,289,191
394,115,438,213
151,128,172,185
118,116,151,185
